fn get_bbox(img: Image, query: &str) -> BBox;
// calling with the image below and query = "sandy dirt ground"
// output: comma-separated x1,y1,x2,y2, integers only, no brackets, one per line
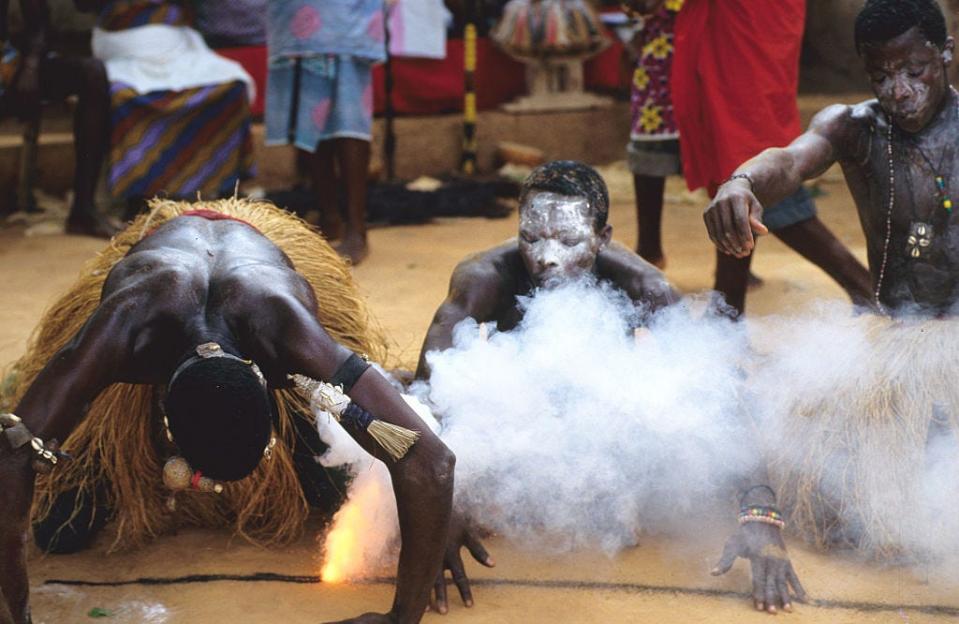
2,163,958,623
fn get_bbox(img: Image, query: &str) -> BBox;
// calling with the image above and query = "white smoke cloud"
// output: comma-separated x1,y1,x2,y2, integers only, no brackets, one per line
747,303,959,573
319,286,959,578
414,279,758,553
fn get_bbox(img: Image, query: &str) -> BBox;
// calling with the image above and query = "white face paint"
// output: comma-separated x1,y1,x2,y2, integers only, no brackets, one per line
518,191,607,287
864,28,952,133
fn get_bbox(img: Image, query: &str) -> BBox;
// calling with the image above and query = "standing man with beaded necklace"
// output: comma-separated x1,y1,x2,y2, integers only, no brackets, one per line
705,0,959,316
701,0,959,615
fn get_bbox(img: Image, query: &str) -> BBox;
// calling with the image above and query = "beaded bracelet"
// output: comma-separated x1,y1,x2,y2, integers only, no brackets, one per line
739,505,785,530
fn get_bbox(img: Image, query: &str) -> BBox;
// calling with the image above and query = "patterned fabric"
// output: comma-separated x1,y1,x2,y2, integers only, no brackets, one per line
108,80,254,199
95,0,255,200
265,54,374,151
0,42,20,99
630,0,683,141
97,0,192,31
267,0,386,63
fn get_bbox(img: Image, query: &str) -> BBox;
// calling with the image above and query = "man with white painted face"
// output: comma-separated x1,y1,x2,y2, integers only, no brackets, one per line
413,160,678,614
703,0,959,615
418,160,678,379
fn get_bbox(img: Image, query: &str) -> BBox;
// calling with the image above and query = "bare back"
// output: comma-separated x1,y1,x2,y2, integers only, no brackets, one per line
89,216,319,384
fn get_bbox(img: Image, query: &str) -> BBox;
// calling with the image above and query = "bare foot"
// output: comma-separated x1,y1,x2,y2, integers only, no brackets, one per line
335,234,369,265
65,212,121,239
322,213,345,241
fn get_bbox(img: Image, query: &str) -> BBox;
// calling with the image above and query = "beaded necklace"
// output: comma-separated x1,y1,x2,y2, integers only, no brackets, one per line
873,88,959,311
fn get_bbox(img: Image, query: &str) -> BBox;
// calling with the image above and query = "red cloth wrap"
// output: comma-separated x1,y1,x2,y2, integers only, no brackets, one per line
181,209,259,232
191,471,203,490
671,0,806,195
145,209,260,239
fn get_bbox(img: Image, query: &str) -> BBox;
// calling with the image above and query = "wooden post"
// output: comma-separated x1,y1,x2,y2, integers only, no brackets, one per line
459,0,478,175
383,0,396,181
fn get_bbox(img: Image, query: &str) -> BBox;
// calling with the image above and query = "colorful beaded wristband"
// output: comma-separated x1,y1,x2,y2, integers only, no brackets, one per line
738,505,785,529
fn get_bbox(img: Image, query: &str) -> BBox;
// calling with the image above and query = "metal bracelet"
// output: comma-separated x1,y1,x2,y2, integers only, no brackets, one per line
1,412,68,472
721,172,754,190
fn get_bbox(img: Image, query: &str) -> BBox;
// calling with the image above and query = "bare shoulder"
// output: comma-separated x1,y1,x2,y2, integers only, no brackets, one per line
596,242,678,307
598,241,665,278
448,240,518,301
102,248,206,306
808,100,879,158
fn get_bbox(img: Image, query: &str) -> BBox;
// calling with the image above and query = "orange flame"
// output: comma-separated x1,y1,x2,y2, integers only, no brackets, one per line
320,464,398,583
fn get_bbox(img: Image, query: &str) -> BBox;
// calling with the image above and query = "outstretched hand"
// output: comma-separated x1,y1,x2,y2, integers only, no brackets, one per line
703,180,768,258
430,512,495,614
712,522,807,614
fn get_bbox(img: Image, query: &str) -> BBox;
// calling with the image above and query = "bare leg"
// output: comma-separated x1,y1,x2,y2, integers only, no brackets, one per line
633,174,666,268
43,56,116,238
714,248,753,318
773,217,873,307
334,137,370,265
306,142,344,239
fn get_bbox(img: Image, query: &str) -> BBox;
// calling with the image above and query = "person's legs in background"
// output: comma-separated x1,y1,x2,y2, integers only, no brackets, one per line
42,55,117,237
633,174,667,268
774,218,873,308
305,141,345,239
714,250,753,318
627,139,679,268
333,137,371,264
713,187,872,317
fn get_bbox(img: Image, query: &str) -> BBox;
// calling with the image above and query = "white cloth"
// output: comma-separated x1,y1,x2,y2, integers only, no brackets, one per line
388,0,448,59
92,24,255,101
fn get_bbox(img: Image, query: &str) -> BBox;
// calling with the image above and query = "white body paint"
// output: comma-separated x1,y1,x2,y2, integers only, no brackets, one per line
518,191,608,287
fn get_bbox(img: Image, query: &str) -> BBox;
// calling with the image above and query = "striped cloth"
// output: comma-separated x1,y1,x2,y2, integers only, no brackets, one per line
97,0,254,200
108,80,254,199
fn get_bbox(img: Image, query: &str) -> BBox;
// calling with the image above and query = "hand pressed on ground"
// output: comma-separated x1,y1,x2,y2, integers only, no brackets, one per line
712,522,807,615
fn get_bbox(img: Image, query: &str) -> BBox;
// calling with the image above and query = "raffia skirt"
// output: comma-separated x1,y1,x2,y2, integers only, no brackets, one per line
1,197,388,551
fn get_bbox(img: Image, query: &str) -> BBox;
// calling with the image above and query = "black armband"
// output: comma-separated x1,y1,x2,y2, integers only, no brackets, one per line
329,353,371,393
